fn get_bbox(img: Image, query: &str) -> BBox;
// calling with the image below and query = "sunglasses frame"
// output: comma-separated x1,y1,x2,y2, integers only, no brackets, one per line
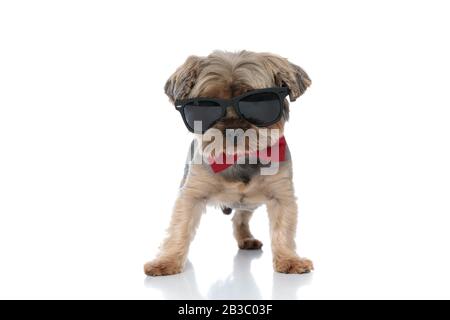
174,87,289,133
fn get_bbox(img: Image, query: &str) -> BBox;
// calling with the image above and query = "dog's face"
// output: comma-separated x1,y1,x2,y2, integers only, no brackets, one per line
165,51,311,156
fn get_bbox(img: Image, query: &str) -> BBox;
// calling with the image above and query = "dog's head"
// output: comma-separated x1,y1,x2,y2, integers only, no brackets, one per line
165,51,311,156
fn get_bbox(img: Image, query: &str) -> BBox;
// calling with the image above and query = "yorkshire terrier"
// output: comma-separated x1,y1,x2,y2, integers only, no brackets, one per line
144,50,313,276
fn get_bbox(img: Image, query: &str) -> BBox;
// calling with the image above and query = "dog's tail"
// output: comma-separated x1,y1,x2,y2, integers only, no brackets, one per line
221,206,233,215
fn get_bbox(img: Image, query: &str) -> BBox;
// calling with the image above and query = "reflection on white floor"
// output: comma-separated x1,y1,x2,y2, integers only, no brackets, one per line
144,250,313,300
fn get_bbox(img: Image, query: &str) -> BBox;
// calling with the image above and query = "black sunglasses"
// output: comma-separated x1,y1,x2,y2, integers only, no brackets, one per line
174,87,289,133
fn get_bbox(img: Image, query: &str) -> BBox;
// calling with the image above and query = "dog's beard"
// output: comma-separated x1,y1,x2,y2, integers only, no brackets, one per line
196,127,283,160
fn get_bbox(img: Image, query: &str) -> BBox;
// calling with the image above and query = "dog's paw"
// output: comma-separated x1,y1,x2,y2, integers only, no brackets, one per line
274,257,314,274
144,258,183,276
238,238,263,250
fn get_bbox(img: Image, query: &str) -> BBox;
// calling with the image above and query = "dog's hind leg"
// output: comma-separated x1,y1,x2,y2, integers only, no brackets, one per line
232,209,263,250
221,205,233,215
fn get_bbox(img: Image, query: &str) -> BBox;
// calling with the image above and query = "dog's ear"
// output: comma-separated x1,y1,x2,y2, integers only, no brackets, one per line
164,55,202,102
262,53,311,102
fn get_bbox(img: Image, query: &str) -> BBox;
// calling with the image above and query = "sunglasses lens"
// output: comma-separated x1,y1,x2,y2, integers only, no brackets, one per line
238,93,282,126
183,101,223,132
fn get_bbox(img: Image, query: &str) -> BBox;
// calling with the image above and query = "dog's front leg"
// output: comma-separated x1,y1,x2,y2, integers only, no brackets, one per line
144,191,205,276
266,181,313,274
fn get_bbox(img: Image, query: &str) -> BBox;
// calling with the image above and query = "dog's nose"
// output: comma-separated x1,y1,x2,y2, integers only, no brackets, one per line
218,118,252,132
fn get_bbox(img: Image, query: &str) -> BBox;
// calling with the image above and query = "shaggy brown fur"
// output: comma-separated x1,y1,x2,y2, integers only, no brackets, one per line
144,51,313,276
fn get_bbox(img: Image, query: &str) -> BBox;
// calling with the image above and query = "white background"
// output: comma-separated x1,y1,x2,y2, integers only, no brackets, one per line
1,0,449,299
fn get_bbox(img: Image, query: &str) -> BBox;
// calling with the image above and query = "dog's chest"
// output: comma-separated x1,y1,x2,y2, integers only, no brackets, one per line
217,163,261,184
210,177,268,210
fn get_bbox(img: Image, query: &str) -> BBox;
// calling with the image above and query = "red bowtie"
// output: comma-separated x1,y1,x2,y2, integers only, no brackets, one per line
209,136,287,173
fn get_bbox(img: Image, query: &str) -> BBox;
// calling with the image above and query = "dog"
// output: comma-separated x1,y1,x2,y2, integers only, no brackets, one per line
144,50,313,276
